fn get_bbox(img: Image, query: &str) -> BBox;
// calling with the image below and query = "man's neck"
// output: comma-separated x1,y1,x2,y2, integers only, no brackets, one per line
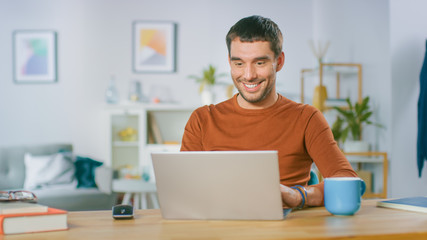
236,92,279,110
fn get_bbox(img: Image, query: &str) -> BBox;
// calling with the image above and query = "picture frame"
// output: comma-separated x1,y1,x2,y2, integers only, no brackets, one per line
132,21,177,73
13,30,57,83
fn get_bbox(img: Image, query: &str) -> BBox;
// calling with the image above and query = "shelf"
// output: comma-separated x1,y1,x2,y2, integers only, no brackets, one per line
302,66,359,77
343,151,388,199
346,156,384,163
146,144,181,152
106,102,197,111
300,62,363,111
113,141,139,147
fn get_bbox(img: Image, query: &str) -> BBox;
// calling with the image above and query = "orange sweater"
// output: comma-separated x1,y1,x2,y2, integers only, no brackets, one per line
181,94,357,197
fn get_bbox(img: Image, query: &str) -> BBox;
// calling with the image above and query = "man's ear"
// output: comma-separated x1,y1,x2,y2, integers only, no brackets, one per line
276,52,285,72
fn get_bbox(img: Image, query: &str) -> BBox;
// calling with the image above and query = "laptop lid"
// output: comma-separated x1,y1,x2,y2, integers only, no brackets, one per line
151,151,284,220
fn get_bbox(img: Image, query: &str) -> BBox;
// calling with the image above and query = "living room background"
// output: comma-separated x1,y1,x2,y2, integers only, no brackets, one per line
0,0,426,198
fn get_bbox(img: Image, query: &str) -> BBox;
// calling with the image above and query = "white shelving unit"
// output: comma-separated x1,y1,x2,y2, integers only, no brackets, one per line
106,103,196,181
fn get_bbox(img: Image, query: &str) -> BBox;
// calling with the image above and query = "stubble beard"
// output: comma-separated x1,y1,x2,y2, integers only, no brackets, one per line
236,78,274,104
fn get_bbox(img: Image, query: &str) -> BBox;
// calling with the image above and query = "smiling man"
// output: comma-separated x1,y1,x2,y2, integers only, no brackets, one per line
181,15,357,209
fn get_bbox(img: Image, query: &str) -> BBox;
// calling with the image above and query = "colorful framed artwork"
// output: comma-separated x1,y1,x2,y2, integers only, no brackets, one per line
13,30,57,83
132,21,177,73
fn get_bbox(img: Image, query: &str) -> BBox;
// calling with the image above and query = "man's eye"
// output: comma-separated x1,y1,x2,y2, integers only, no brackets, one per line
234,62,243,66
256,61,266,66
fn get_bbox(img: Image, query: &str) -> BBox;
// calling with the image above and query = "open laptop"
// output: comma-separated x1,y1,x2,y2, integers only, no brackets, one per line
151,151,285,220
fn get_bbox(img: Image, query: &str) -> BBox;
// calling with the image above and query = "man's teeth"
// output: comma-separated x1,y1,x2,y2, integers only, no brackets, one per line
244,83,258,89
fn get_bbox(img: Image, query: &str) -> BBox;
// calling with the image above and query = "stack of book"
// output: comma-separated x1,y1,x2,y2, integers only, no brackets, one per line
0,202,68,235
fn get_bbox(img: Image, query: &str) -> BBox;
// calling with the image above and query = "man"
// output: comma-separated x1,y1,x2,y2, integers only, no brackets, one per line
181,15,357,209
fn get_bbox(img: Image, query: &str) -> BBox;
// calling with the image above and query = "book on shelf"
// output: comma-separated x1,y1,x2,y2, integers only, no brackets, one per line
147,112,163,144
0,207,68,235
0,202,48,215
377,196,427,213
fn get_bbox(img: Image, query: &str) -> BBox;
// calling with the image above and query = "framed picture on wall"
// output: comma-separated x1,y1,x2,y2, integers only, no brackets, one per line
13,30,57,83
132,21,177,73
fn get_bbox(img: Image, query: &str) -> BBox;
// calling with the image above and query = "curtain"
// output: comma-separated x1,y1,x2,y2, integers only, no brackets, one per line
418,39,427,177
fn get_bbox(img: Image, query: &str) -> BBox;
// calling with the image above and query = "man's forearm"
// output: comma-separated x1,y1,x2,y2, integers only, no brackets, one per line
280,184,323,208
306,185,323,206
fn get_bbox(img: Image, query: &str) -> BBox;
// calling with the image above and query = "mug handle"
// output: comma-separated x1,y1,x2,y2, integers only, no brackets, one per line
360,179,366,196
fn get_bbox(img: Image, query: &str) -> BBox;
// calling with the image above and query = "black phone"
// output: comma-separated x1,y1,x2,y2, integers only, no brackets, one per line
112,204,134,220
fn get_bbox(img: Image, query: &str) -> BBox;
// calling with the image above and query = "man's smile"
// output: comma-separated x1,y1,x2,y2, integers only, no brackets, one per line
242,80,264,92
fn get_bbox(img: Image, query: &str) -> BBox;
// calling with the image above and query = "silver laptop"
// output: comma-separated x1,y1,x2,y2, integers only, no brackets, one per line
151,151,284,220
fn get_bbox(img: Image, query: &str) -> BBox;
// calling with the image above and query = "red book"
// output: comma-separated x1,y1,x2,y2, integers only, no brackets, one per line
0,207,68,235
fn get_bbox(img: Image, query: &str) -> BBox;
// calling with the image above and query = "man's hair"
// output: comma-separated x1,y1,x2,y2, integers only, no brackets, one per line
226,15,283,58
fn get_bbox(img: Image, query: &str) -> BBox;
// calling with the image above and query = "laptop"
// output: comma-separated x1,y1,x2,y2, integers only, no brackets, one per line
151,151,285,220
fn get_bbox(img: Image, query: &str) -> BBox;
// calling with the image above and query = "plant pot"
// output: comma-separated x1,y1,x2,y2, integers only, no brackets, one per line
201,88,215,105
343,140,370,153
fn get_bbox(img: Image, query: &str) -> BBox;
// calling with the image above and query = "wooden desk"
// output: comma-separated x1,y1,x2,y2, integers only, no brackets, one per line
3,200,427,240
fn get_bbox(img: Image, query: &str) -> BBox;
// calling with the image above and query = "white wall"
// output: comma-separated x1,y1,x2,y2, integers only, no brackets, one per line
0,0,313,160
389,0,427,197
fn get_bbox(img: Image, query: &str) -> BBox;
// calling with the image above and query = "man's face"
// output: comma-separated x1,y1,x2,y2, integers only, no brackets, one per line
228,38,284,109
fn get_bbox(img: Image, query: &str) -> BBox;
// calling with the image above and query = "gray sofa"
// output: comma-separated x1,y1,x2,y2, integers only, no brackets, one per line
0,143,116,211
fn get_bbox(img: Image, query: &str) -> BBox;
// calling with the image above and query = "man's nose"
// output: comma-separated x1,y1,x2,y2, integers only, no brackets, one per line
244,65,257,80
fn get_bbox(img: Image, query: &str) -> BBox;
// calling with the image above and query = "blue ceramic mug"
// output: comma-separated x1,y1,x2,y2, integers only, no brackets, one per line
324,177,366,215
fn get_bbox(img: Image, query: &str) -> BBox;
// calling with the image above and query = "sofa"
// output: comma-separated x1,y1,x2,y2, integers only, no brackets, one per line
0,143,116,211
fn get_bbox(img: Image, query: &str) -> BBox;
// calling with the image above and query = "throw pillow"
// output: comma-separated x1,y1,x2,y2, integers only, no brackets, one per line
24,152,76,190
74,156,103,188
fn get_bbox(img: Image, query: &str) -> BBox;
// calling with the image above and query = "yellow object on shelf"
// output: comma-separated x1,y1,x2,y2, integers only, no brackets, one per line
312,85,328,111
118,127,138,141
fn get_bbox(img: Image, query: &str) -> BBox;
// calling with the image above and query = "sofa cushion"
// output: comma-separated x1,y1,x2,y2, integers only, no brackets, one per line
75,156,103,188
0,144,72,190
24,152,75,190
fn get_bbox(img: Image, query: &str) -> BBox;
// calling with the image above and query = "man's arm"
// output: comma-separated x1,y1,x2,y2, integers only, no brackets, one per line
180,108,205,151
281,109,357,208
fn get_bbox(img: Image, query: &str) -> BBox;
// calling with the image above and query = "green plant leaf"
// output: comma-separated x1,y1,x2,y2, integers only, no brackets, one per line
333,107,353,119
331,116,344,141
333,96,382,142
360,111,373,122
189,64,228,88
341,128,350,143
346,98,353,111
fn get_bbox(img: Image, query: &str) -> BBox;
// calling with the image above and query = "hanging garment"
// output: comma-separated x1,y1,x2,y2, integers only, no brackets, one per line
418,39,427,177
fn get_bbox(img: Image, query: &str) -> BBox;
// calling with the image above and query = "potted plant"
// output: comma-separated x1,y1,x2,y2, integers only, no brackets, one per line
332,96,382,152
188,65,228,105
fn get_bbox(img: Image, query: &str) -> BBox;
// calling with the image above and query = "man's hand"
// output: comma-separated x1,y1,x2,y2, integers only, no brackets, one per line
280,184,303,208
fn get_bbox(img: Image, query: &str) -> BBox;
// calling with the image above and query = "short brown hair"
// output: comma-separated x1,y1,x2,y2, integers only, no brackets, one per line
226,15,283,58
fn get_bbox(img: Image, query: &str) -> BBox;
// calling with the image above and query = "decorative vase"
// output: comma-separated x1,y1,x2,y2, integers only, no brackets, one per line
105,75,119,104
312,85,328,111
201,86,215,105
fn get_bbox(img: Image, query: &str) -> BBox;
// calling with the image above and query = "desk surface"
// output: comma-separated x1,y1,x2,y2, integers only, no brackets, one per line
3,200,427,240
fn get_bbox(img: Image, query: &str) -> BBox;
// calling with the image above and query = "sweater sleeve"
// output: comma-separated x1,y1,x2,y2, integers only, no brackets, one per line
304,109,358,201
180,107,205,151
